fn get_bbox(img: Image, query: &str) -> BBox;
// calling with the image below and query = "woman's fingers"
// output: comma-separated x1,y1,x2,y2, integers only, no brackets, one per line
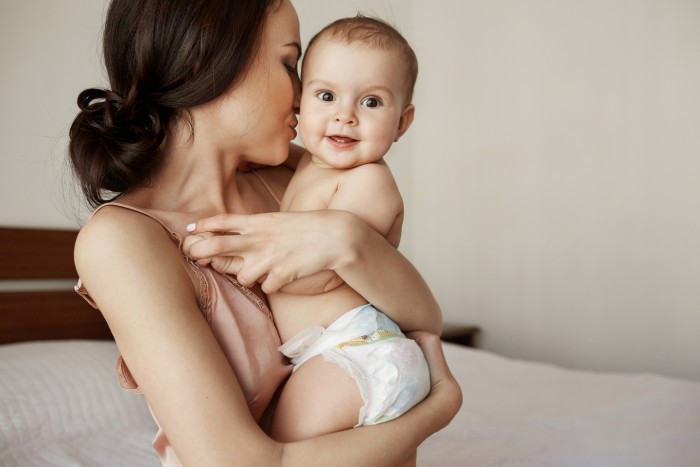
183,233,255,277
184,210,349,292
186,213,254,235
406,331,463,420
182,232,215,266
184,232,253,260
260,266,295,294
210,256,244,277
235,258,274,288
408,332,446,381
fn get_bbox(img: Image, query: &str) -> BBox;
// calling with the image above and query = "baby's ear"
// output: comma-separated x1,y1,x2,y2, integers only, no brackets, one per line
395,104,415,142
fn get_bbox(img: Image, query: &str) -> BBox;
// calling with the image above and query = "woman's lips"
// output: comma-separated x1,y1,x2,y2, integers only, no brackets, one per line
288,121,298,139
326,135,358,148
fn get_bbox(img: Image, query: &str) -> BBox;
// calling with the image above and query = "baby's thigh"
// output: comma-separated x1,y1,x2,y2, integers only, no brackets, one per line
270,354,363,442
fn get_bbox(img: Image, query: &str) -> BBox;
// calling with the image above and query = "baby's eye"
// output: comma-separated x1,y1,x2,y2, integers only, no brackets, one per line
361,96,382,108
316,91,335,102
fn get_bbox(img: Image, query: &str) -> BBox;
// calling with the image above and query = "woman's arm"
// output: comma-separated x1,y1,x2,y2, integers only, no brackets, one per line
183,209,442,334
75,208,277,466
77,208,458,466
278,332,462,466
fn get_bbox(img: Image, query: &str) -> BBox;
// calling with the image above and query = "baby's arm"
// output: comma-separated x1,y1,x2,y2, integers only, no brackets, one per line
276,163,402,295
326,162,403,243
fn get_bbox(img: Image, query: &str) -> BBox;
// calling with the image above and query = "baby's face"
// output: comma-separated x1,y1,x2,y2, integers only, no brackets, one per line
299,39,413,169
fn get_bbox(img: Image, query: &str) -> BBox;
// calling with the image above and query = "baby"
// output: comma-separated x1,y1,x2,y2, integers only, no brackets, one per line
269,16,432,444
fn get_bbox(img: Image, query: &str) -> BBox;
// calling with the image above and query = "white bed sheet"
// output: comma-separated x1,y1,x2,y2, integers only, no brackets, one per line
418,343,700,467
2,340,699,467
0,341,158,467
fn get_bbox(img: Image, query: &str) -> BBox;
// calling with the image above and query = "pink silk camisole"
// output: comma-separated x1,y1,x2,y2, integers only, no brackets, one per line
75,199,291,466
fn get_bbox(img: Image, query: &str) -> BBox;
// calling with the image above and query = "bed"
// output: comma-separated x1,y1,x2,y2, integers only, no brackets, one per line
1,227,699,467
0,227,158,467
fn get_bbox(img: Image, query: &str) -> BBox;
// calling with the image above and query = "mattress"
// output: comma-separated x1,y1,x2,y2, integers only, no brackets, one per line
2,340,700,466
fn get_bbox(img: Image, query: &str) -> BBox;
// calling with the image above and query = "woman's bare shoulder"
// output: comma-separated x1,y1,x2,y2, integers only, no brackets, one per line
76,206,168,263
74,206,191,302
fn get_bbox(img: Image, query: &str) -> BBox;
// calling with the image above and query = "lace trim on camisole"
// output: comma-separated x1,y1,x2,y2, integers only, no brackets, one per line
222,274,272,318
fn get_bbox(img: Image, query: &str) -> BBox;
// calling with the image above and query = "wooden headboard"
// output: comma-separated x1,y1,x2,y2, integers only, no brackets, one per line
0,227,113,344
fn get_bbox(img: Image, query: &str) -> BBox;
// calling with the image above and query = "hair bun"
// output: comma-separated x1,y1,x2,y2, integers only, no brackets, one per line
77,88,163,142
77,88,113,111
69,88,167,206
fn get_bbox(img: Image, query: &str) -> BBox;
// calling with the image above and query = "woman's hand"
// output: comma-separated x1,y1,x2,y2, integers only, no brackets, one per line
183,209,442,334
279,332,462,466
183,210,357,294
408,331,463,427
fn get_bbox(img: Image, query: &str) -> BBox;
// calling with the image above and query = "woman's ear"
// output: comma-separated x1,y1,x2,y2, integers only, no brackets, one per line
395,104,415,142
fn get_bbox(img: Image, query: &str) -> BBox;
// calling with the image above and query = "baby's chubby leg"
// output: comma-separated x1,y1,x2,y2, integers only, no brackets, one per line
270,354,363,442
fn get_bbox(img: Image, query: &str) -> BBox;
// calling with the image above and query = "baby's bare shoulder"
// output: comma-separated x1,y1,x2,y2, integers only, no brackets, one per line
341,161,397,187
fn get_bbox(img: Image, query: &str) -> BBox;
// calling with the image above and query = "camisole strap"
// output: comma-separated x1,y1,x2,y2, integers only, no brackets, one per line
89,202,184,244
249,169,282,207
74,202,193,310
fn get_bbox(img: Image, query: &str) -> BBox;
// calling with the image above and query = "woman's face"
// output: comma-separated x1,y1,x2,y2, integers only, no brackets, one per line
216,0,302,166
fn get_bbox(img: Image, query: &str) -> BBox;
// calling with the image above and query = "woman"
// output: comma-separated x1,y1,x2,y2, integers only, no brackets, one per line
69,0,461,465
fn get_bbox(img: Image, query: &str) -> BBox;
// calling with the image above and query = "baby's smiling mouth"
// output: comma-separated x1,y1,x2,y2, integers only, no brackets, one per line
327,135,358,144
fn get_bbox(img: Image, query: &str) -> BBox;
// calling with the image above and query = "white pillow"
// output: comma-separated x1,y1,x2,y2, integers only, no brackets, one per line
0,340,158,467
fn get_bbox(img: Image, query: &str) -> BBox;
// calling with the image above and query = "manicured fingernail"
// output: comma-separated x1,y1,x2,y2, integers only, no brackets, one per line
186,223,196,232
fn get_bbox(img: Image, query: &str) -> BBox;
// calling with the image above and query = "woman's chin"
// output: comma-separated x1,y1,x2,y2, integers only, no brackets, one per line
272,150,291,166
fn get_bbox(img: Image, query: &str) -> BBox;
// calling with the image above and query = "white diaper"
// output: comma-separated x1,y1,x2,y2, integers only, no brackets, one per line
278,304,431,426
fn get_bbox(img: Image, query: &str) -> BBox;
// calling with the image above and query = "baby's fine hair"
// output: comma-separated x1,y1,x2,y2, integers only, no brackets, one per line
303,15,419,103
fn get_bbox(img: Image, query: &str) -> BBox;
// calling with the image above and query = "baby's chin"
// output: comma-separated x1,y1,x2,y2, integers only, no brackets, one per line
311,156,381,171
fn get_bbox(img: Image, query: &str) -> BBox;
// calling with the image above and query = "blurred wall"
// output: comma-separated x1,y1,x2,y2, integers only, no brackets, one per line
297,0,700,381
0,0,106,227
2,0,699,380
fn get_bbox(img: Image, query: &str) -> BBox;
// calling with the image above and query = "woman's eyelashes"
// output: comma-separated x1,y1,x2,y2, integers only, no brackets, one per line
284,61,298,75
283,52,300,75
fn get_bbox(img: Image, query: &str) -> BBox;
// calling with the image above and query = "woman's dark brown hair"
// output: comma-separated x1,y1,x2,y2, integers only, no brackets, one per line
69,0,278,207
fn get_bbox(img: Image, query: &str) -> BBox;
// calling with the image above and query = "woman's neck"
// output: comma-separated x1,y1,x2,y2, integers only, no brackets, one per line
122,123,251,217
